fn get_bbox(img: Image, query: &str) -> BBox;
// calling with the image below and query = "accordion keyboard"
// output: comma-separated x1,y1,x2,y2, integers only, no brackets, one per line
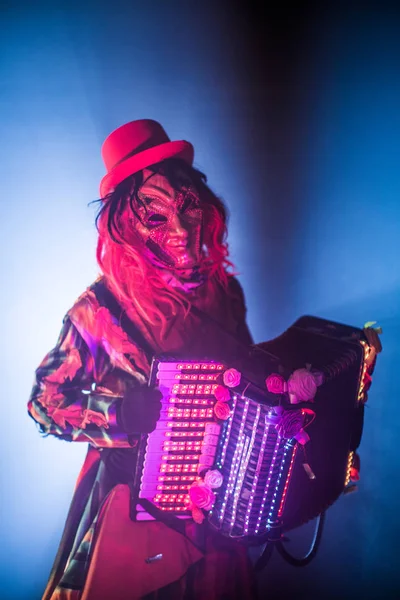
137,361,225,520
137,359,297,540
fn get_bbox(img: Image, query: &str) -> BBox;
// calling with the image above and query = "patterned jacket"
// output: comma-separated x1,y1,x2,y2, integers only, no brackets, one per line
28,275,254,599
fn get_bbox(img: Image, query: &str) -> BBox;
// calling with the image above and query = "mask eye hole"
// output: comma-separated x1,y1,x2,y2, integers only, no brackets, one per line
146,213,167,225
179,192,200,213
180,197,193,213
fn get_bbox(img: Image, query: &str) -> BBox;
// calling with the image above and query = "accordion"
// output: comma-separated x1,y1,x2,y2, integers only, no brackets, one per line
135,315,379,545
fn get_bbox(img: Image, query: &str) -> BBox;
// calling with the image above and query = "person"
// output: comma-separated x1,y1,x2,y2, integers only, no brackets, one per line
28,119,258,600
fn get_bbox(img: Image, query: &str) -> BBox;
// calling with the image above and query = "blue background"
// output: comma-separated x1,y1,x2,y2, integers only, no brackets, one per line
1,1,399,598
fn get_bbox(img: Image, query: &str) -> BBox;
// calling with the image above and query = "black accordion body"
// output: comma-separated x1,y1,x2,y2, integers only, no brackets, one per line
135,315,378,545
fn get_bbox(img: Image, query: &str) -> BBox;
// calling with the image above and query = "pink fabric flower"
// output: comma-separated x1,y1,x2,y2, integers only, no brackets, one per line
214,385,230,403
223,368,241,388
214,401,231,421
265,373,287,394
288,368,318,403
275,410,304,439
204,469,223,489
189,481,215,511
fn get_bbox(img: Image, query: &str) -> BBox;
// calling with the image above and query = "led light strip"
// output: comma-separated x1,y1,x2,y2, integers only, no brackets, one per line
267,442,293,526
154,493,188,502
162,441,202,451
229,435,250,530
215,394,238,469
159,505,189,512
229,403,260,532
166,421,207,428
166,407,214,418
255,434,280,533
358,340,371,403
344,450,354,487
244,407,268,534
165,430,204,438
175,362,224,371
218,397,249,523
169,397,215,405
278,443,297,518
157,474,197,482
156,484,191,491
161,453,201,461
159,463,198,473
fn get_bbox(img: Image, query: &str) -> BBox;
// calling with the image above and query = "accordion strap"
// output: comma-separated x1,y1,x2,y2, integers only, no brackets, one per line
92,280,207,541
91,278,155,362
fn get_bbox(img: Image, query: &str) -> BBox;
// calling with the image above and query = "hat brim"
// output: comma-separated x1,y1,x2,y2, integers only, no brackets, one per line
100,140,194,198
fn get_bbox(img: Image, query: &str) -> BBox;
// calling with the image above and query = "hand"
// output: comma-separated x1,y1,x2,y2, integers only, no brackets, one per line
118,385,162,435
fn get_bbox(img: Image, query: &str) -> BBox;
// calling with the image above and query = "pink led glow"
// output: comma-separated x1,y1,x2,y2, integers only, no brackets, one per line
218,394,237,468
160,464,198,473
154,485,190,492
255,437,280,533
154,493,188,502
165,431,204,438
171,384,197,394
243,405,264,533
157,484,188,491
169,398,213,406
195,385,211,394
159,506,190,512
278,445,297,517
172,362,224,371
163,442,202,450
157,475,198,482
165,421,208,428
167,408,214,418
161,454,201,461
218,396,248,524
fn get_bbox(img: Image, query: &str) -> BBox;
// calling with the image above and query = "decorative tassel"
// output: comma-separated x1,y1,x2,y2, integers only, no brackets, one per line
303,462,316,480
301,446,316,480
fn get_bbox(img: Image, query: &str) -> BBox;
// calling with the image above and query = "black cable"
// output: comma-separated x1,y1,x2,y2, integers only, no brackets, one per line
254,541,275,572
275,511,326,567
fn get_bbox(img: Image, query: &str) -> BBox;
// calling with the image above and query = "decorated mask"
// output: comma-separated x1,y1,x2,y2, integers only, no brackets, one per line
132,170,203,274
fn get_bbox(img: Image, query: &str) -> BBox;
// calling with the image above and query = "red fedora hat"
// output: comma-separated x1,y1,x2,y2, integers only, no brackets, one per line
100,119,194,198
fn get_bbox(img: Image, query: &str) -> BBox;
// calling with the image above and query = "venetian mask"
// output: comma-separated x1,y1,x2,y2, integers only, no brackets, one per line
132,170,203,274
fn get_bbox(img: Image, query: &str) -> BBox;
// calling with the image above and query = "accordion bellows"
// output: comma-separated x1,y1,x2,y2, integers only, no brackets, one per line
136,316,375,544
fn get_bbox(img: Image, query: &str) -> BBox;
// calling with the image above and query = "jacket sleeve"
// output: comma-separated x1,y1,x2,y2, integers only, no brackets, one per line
229,277,254,346
28,314,139,448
